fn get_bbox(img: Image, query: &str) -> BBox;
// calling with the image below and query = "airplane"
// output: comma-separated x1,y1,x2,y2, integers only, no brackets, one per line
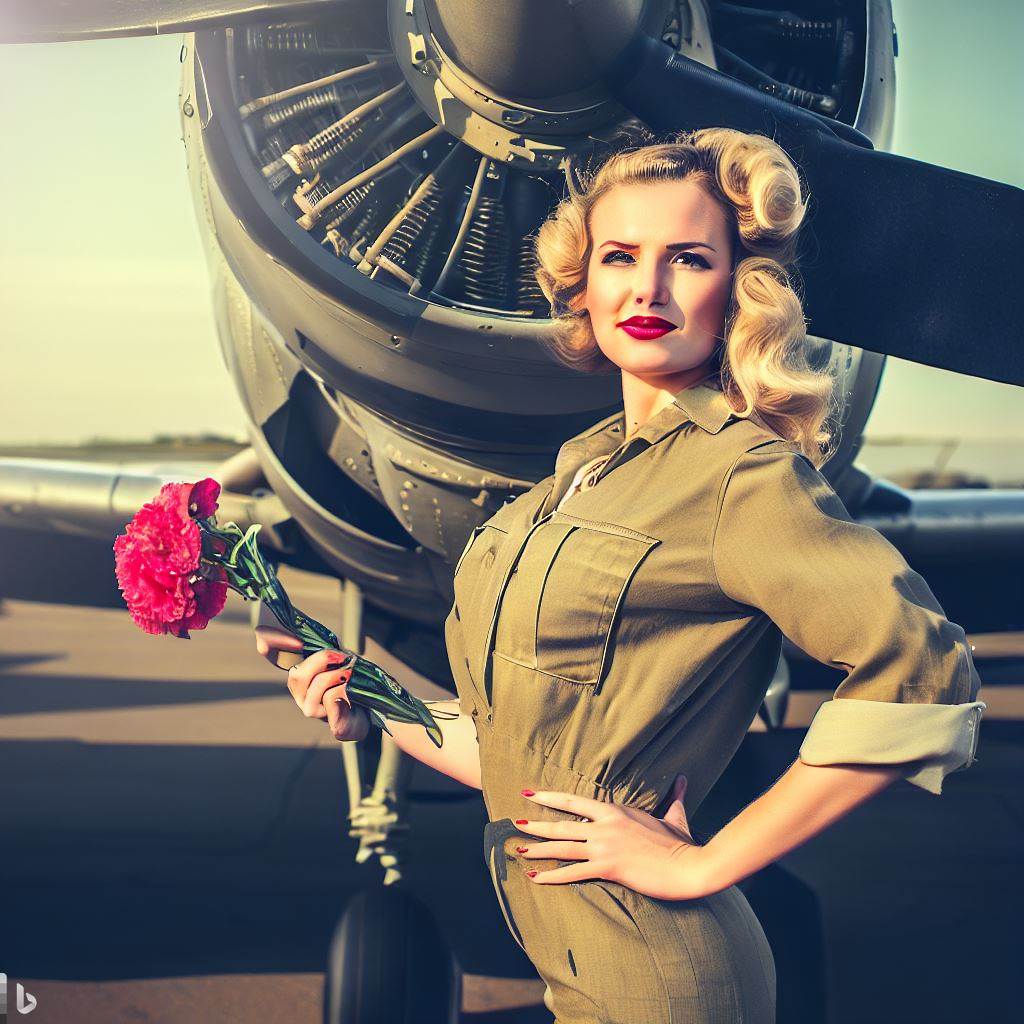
1,3,1021,1022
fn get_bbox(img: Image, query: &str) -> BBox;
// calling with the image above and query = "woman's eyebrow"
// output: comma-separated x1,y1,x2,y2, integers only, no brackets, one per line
599,240,717,252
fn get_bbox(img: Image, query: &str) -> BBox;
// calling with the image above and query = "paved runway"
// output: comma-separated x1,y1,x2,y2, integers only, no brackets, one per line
0,564,1020,1023
0,566,552,1023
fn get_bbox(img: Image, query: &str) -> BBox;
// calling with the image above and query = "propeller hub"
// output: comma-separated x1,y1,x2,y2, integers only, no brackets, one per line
422,0,668,100
390,0,673,170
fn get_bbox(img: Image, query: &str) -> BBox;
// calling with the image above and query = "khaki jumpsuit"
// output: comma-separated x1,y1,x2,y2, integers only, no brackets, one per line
444,380,985,1023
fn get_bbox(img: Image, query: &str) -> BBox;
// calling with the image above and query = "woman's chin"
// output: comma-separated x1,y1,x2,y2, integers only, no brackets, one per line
604,351,708,378
598,338,715,378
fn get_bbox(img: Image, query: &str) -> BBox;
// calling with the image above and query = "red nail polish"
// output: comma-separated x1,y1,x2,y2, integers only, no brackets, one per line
520,789,535,796
514,818,528,825
527,870,538,878
515,846,528,854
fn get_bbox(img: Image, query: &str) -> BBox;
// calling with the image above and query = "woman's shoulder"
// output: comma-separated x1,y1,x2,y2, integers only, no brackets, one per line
717,423,843,526
719,408,801,465
706,413,828,517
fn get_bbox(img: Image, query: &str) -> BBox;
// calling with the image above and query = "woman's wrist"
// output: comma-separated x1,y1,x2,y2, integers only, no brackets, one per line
691,836,739,894
667,839,732,898
682,760,908,898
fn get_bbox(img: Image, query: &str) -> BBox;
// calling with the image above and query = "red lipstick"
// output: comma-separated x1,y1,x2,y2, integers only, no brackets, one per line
617,315,678,340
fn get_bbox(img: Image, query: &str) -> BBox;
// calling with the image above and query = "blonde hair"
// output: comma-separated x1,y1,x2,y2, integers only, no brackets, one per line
534,126,838,466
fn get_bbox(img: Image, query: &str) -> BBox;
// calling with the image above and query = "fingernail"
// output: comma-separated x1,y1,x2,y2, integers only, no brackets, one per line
514,818,528,825
526,870,538,878
515,846,528,854
520,789,535,797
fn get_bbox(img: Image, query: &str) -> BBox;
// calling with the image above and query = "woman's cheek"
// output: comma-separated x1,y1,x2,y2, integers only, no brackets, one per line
685,278,731,334
587,267,619,314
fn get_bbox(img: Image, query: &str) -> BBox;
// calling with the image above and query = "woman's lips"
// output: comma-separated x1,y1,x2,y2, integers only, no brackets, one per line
618,324,675,340
616,316,678,340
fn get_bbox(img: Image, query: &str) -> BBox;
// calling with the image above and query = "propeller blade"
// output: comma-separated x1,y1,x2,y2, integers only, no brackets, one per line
0,1,337,43
597,32,1023,388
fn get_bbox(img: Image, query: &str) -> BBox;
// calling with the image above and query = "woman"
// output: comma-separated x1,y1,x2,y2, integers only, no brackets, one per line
256,128,986,1023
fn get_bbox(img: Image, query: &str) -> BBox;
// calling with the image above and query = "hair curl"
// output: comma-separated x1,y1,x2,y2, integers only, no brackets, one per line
533,125,838,466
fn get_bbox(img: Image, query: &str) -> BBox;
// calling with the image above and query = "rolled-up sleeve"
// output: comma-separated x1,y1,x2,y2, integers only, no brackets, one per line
711,444,986,795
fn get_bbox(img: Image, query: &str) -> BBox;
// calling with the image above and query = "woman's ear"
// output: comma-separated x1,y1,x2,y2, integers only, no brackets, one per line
552,278,586,318
574,277,590,317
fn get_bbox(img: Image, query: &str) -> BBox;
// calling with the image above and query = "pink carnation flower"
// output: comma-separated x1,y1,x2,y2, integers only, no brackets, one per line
113,477,227,638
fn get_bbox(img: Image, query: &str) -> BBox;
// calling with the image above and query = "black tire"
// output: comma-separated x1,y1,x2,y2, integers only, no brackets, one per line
323,886,461,1024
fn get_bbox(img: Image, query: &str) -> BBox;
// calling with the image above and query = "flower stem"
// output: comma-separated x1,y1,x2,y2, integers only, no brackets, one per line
197,516,445,747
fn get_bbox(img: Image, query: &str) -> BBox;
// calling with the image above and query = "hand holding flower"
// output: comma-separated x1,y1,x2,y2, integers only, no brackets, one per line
255,628,370,742
514,775,722,901
114,476,454,747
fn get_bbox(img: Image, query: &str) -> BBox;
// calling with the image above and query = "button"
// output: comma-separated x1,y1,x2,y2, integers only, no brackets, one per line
471,706,479,718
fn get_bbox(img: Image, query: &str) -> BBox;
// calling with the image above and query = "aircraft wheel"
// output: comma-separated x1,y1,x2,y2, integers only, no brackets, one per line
323,886,461,1024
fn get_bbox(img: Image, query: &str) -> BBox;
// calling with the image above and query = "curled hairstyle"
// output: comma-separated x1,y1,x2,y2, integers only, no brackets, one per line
533,126,838,466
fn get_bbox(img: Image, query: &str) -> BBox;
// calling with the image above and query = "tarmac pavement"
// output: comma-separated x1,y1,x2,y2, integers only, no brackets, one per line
0,564,1020,1023
0,567,549,1022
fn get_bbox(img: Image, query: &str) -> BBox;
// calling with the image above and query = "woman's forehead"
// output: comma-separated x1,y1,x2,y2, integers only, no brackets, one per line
590,179,729,244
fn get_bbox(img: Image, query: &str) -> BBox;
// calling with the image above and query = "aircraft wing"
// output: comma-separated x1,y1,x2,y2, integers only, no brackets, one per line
0,1,332,42
0,451,299,610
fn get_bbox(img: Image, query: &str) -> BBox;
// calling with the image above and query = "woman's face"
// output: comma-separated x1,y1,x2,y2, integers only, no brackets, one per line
582,178,734,384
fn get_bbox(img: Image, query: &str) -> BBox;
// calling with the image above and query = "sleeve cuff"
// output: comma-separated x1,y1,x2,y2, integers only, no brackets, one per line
798,698,987,795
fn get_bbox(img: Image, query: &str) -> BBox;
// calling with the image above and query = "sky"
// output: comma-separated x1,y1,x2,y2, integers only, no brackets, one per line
0,0,1021,446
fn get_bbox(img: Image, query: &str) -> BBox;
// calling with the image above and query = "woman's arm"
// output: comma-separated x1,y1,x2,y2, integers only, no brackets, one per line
387,698,483,791
683,444,987,893
694,758,908,895
254,628,482,790
713,446,985,795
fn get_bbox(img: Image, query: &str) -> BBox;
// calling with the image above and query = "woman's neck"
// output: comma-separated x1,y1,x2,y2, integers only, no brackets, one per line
620,366,718,440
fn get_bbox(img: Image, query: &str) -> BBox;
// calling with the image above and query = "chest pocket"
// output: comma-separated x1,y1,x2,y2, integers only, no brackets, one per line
451,492,529,593
493,513,659,687
452,519,515,707
454,523,500,578
453,522,510,617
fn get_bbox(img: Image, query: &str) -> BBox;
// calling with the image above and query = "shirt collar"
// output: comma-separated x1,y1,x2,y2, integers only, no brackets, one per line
540,380,739,517
671,378,737,436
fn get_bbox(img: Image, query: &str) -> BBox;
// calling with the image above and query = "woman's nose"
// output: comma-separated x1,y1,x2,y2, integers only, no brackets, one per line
631,261,671,306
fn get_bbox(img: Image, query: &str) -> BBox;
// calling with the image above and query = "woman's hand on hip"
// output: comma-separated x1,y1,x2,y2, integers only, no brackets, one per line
512,774,722,901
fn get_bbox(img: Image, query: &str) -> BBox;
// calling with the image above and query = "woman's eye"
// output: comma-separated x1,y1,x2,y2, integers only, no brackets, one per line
674,251,711,269
600,249,709,268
